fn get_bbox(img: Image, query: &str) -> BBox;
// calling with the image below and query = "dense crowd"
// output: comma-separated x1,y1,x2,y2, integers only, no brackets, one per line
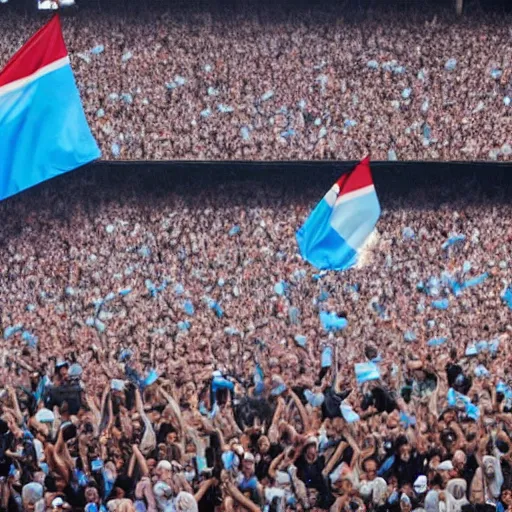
0,3,511,161
0,167,510,511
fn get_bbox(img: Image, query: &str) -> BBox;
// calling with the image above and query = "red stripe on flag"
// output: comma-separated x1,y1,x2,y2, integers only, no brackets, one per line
335,156,374,196
0,15,68,88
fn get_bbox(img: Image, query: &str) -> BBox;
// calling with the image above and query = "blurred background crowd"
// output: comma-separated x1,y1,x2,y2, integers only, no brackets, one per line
0,0,511,161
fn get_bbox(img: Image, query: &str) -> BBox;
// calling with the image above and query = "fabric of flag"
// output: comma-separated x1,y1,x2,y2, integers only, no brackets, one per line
354,362,380,384
0,15,100,202
296,157,380,270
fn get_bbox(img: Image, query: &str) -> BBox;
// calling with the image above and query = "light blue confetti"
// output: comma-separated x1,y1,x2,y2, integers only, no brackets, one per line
402,227,415,240
402,88,412,99
105,224,115,234
320,311,348,332
432,298,449,310
404,331,417,342
91,45,104,55
111,143,120,157
312,271,328,281
120,93,133,105
388,149,397,161
119,288,132,297
183,300,195,316
138,245,151,258
445,58,457,71
281,128,296,138
240,127,250,140
442,234,465,250
491,69,503,79
344,119,357,128
174,75,187,86
177,320,191,331
367,60,379,69
294,335,307,347
21,331,38,348
427,337,447,347
229,225,240,236
96,108,105,118
175,284,184,296
463,273,488,289
274,281,286,296
4,324,23,340
463,261,472,273
502,286,512,310
217,104,233,113
205,298,223,318
95,319,106,333
207,87,219,96
121,51,133,62
26,304,36,312
423,124,432,141
200,108,212,118
321,346,333,367
261,90,274,102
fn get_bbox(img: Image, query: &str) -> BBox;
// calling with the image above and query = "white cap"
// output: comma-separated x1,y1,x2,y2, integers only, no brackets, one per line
52,497,64,508
157,460,172,472
414,475,428,493
437,460,454,471
35,408,54,424
243,452,255,463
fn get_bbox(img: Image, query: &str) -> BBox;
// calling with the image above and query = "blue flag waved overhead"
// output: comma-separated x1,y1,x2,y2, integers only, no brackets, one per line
0,16,100,202
296,157,381,270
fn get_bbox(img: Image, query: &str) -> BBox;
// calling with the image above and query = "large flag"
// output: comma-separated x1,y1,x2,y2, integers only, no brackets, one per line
0,16,100,202
296,157,380,270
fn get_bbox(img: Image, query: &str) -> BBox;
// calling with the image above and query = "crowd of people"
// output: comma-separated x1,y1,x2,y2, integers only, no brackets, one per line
0,165,510,512
0,2,511,161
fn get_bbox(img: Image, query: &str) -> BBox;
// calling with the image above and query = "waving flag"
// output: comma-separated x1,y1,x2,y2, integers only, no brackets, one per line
296,157,380,270
0,16,100,202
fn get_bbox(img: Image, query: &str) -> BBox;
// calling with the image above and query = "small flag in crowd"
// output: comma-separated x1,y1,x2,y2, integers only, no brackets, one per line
0,16,100,202
296,157,381,270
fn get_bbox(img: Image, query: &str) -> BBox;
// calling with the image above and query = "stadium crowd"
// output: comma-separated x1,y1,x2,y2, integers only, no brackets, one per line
0,168,510,512
0,4,511,161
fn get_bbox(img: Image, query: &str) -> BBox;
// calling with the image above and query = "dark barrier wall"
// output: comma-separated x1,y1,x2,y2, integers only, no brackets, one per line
89,160,512,199
2,160,511,212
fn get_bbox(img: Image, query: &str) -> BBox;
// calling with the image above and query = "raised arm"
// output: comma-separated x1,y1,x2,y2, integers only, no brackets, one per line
322,440,348,478
288,389,311,433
